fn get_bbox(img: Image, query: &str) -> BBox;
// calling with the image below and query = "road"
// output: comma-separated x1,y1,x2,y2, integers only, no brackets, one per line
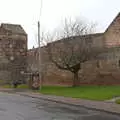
0,92,119,120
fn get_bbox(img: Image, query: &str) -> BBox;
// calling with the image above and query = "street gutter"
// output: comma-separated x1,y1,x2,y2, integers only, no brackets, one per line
16,92,120,116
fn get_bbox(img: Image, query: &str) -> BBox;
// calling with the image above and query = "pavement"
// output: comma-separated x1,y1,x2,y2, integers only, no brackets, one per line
0,88,120,116
0,91,120,119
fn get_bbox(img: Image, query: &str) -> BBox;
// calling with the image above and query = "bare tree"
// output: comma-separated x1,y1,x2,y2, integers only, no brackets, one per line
43,18,104,87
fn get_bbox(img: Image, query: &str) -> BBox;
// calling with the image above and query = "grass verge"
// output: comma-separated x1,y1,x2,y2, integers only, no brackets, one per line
39,86,120,101
115,99,120,104
2,84,28,89
2,84,12,88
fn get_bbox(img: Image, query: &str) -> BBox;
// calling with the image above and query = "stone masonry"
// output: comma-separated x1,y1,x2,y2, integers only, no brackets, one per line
0,23,27,84
28,12,120,86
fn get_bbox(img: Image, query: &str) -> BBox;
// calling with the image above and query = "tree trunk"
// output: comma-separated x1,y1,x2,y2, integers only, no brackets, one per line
73,71,79,87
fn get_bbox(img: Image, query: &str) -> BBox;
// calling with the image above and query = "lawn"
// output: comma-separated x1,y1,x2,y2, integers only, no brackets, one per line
40,86,120,101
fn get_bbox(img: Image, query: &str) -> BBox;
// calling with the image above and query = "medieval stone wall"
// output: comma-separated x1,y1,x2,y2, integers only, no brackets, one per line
28,47,120,86
28,13,120,86
27,38,120,86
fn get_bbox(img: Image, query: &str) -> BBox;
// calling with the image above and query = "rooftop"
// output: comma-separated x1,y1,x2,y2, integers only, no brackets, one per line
1,23,26,35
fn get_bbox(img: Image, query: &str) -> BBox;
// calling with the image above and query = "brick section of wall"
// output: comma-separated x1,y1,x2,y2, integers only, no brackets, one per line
42,60,120,86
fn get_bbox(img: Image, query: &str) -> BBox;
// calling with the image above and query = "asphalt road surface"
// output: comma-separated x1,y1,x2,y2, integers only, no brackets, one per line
0,92,120,120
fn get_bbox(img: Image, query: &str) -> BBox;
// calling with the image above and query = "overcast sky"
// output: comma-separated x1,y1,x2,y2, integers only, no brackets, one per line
0,0,120,49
